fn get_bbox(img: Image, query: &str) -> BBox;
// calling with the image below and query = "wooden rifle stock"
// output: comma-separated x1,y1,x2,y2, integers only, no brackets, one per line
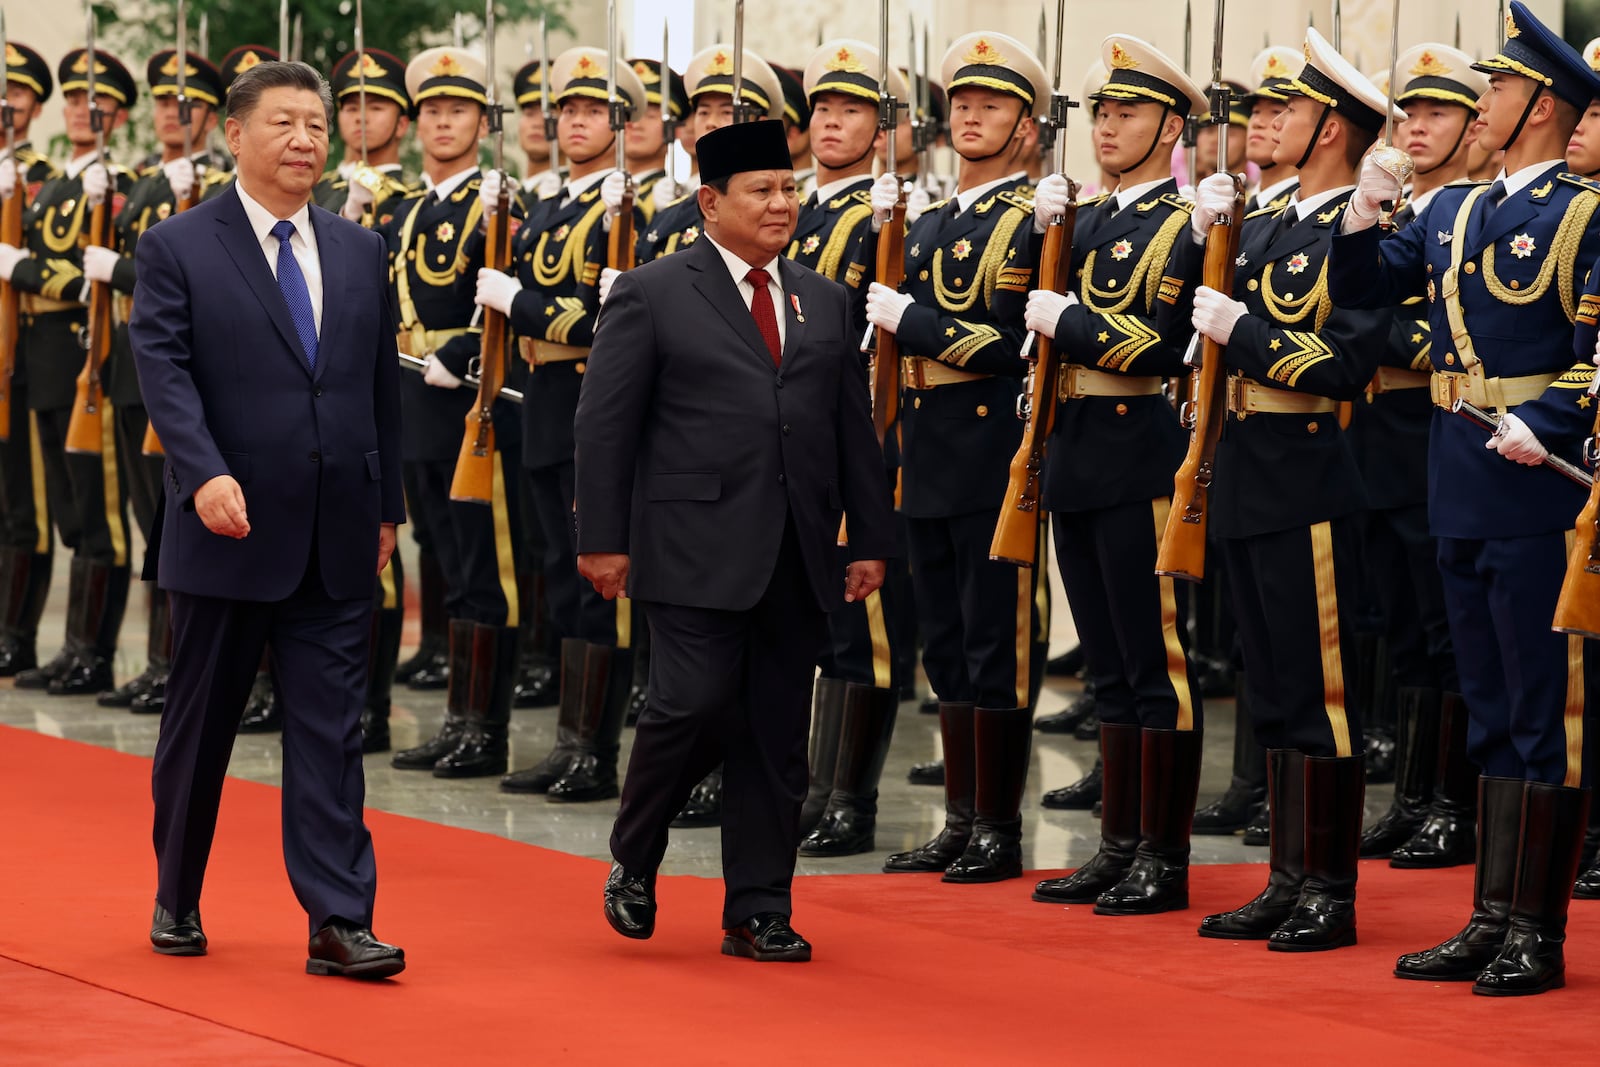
449,186,513,503
990,189,1078,566
608,183,636,274
66,197,114,455
868,197,906,444
1154,186,1245,581
1553,407,1600,639
0,171,21,442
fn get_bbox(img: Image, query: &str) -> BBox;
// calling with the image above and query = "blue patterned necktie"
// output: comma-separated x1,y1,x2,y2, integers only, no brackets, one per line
269,219,318,370
1469,179,1507,247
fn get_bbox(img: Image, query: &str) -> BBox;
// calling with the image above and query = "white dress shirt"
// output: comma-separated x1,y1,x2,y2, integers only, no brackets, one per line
235,180,324,338
954,171,1029,215
1495,159,1565,198
703,231,787,351
424,163,479,204
1291,184,1356,223
1111,177,1170,213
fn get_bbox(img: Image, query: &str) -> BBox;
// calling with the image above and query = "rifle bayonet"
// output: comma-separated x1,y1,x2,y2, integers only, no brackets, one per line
732,0,747,123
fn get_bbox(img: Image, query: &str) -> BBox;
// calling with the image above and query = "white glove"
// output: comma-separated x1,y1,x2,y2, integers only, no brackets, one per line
480,169,504,217
341,176,375,221
1024,289,1078,338
525,169,563,201
599,266,620,305
1487,412,1548,465
601,171,629,219
905,184,932,225
651,175,680,212
422,354,463,389
162,157,195,202
475,268,522,317
870,172,903,229
1190,172,1236,244
0,243,25,282
1592,331,1600,366
1032,174,1073,234
82,245,118,284
1177,184,1196,202
1191,285,1248,345
82,163,109,208
0,158,15,200
864,282,913,335
1347,150,1404,231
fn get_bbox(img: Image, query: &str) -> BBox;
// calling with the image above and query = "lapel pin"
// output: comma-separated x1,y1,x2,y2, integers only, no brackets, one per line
790,293,804,322
1437,230,1451,245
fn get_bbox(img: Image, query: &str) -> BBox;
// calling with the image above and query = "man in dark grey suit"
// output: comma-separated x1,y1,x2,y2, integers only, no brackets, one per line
129,61,405,978
576,119,894,962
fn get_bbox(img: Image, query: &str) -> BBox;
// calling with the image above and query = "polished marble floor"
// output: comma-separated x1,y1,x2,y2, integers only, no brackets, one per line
0,541,1397,879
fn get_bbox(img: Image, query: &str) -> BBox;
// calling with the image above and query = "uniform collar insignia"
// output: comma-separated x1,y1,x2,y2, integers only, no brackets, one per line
1529,180,1554,200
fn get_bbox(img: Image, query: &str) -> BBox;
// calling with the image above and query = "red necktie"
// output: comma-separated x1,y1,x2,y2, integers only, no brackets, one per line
746,268,781,368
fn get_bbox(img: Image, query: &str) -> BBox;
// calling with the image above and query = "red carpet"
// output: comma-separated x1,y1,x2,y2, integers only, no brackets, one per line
1,724,1594,1065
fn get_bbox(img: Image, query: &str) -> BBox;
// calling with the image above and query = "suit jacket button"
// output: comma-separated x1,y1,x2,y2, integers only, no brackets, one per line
782,424,791,435
309,451,321,462
778,473,786,485
1464,262,1476,275
314,388,323,397
775,378,784,388
1115,403,1128,415
976,405,988,416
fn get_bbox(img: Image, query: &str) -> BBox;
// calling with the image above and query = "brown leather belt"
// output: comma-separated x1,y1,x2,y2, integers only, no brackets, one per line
21,295,81,315
1058,365,1163,399
520,339,589,367
1367,367,1431,394
1226,377,1336,417
1429,370,1560,412
902,355,988,389
395,326,472,358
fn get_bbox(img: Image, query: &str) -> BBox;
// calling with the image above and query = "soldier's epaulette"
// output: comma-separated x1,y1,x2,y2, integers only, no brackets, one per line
201,168,232,188
994,189,1033,213
138,163,161,179
451,177,481,202
925,197,952,214
831,188,873,210
1244,203,1285,220
1076,192,1111,208
1443,177,1490,187
1557,172,1600,196
1158,192,1194,213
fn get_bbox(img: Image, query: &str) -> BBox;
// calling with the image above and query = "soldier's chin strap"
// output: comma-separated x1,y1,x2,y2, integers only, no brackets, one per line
1500,83,1545,154
835,130,877,172
1293,103,1332,171
1417,110,1475,177
1120,105,1173,175
566,132,616,168
957,104,1029,164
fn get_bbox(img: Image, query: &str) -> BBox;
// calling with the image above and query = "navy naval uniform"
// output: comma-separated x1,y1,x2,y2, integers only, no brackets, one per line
1331,164,1600,786
1043,179,1202,735
895,175,1042,709
7,153,138,683
0,144,61,672
1213,192,1383,756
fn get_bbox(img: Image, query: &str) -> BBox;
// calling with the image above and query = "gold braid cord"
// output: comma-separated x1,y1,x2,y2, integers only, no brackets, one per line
1480,193,1597,321
933,201,1028,312
817,203,873,283
1080,210,1187,315
1261,258,1333,332
530,200,604,289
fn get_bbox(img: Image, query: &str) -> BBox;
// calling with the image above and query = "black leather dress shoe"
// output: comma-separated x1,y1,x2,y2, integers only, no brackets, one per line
306,919,406,979
48,654,114,696
0,632,37,676
906,758,944,786
1034,691,1096,734
360,706,391,754
722,913,812,962
150,902,207,956
603,863,657,940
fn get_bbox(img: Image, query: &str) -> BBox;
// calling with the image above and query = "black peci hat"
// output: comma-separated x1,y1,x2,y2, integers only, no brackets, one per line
697,118,791,184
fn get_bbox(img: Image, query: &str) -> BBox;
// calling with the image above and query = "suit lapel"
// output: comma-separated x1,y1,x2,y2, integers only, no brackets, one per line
687,238,779,369
308,206,342,383
777,258,809,366
213,185,310,374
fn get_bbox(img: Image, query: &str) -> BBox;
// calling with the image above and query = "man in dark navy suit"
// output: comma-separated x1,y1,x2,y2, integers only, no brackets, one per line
129,60,406,979
577,119,894,962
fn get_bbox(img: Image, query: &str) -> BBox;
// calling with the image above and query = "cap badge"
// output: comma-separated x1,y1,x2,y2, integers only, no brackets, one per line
826,47,866,74
358,53,388,78
706,51,733,76
963,39,1006,67
430,53,464,78
1109,43,1137,70
1409,51,1450,78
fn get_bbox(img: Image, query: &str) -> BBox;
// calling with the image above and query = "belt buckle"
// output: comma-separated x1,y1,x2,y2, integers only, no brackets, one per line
906,357,927,391
1226,376,1247,418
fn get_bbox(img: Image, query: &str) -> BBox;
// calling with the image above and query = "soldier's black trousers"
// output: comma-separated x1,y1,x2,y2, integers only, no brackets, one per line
906,508,1038,709
527,459,627,647
1363,502,1457,691
1221,517,1363,757
1053,497,1200,731
0,381,52,556
406,452,523,627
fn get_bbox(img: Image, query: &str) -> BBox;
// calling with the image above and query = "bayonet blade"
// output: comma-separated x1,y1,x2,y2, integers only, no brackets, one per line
732,0,746,122
1184,1,1193,76
1333,0,1342,54
199,13,209,61
355,0,367,165
279,0,289,61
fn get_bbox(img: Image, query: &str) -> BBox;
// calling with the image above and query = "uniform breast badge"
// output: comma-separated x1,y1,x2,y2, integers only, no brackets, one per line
1437,230,1451,245
1509,233,1536,259
909,243,921,258
683,225,699,245
951,238,972,260
801,234,820,255
1286,252,1310,275
1110,239,1133,261
156,202,171,220
434,221,455,243
553,224,570,241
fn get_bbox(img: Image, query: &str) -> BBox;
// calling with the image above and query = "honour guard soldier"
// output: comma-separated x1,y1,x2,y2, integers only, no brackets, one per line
0,46,137,695
1025,36,1206,915
383,46,524,778
625,57,687,219
1241,47,1305,214
1353,44,1478,865
477,47,647,802
1331,1,1600,995
513,60,561,204
316,48,417,222
85,46,225,713
199,46,277,204
867,32,1045,883
0,41,59,676
325,46,419,751
1187,27,1391,951
787,39,908,857
775,65,815,200
634,45,784,265
1190,43,1309,842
